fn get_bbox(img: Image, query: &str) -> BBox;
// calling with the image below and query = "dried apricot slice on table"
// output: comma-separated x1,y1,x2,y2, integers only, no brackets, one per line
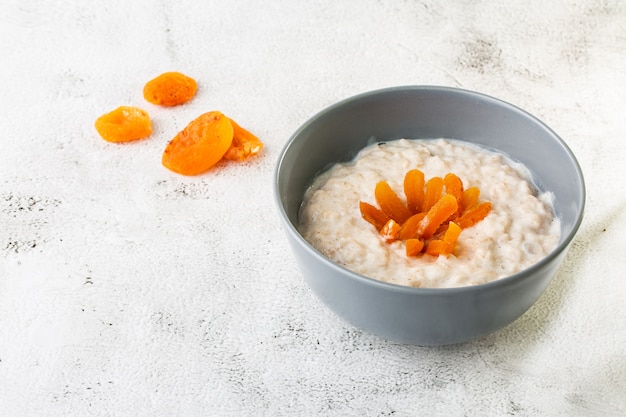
162,111,234,175
223,118,264,161
143,71,198,107
95,106,152,143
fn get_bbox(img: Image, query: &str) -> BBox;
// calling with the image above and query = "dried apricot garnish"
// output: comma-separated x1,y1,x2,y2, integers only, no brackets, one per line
417,194,458,239
360,201,390,231
458,201,492,229
375,181,413,224
443,221,462,244
443,173,463,217
360,170,492,258
162,111,234,175
422,176,443,212
425,239,453,256
380,219,401,243
404,169,425,214
143,72,198,107
223,118,264,161
398,212,426,241
461,187,480,213
95,106,152,143
405,238,425,256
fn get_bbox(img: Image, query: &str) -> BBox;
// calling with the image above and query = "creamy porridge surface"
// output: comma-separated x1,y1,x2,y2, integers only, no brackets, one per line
298,139,561,288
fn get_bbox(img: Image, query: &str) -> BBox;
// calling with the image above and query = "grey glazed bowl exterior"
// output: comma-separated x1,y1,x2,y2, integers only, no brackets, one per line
274,86,585,346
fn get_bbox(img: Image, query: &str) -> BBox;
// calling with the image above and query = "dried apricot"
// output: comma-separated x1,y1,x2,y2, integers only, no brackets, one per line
162,111,234,175
398,212,426,241
422,176,443,212
95,106,152,143
405,238,425,257
360,201,390,231
461,187,480,213
404,169,425,214
443,221,462,244
417,194,458,239
360,169,491,258
143,72,197,107
375,181,413,224
380,219,401,243
443,173,463,217
425,239,453,256
223,118,264,161
458,201,492,229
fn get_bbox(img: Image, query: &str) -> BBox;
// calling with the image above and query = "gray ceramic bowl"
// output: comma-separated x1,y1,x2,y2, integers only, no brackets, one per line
274,86,585,345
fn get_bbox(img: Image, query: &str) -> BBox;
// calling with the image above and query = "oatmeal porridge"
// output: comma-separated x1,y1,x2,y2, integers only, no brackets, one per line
298,139,560,288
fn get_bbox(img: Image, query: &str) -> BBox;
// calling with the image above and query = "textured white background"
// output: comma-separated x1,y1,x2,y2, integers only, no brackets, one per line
1,1,625,416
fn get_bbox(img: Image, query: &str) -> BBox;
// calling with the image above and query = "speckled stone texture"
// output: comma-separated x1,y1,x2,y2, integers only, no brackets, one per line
0,1,625,416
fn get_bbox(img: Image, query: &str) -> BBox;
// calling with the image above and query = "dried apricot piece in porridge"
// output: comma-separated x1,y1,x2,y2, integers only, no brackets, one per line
443,173,463,217
461,187,480,212
398,212,426,241
143,71,198,107
417,194,458,239
405,238,425,257
223,118,264,161
359,168,491,258
422,176,444,212
162,111,234,175
425,239,453,256
374,181,413,224
359,201,390,231
404,169,425,214
95,106,152,143
380,219,401,243
443,221,462,244
458,201,492,229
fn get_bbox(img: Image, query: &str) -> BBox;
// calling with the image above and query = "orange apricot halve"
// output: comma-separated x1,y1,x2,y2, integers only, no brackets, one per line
398,212,426,241
425,239,453,256
143,71,198,107
422,176,443,212
95,106,152,143
461,187,480,213
404,169,425,214
223,118,264,161
380,219,401,243
405,238,425,257
360,201,391,231
162,111,234,176
458,201,492,229
374,181,413,224
417,194,458,239
443,221,462,245
443,173,464,217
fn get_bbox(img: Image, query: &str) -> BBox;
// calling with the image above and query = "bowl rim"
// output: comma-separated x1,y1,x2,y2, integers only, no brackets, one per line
274,85,586,294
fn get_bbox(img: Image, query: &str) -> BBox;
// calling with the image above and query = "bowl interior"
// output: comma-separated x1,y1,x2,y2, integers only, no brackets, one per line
276,86,585,251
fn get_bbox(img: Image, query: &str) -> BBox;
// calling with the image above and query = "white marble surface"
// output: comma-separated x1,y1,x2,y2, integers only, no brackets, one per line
1,1,625,416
